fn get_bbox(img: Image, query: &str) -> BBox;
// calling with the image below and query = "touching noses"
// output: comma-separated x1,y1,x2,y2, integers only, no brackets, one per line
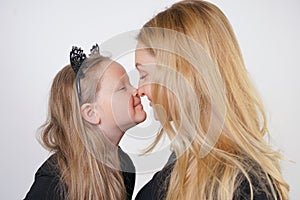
132,87,143,98
131,85,145,97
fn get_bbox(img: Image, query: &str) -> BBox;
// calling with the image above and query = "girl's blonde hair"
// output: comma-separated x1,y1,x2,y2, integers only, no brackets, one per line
38,54,126,199
137,0,289,199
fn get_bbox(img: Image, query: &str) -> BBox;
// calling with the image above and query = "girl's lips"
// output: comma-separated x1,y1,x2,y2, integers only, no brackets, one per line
134,102,142,107
135,103,143,109
133,98,141,107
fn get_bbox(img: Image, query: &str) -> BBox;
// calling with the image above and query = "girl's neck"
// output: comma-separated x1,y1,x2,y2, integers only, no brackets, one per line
101,126,125,146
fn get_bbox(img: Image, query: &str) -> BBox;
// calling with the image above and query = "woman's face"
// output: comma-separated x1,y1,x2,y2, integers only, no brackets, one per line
135,46,156,108
94,61,146,143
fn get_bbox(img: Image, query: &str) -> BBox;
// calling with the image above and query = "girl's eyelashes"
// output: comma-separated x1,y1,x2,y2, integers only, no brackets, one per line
118,83,132,91
119,85,126,91
115,83,125,91
116,79,136,92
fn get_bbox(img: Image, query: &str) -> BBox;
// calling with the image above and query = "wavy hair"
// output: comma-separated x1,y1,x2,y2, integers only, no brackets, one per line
137,0,289,199
38,54,125,199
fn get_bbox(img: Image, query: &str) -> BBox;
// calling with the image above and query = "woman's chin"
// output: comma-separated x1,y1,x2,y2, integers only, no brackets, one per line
153,110,159,120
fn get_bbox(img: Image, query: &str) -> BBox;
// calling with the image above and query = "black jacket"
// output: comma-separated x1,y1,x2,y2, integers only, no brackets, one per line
135,152,279,200
24,147,135,200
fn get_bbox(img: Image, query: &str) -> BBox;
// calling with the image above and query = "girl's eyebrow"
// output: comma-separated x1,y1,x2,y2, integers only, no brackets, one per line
124,74,130,82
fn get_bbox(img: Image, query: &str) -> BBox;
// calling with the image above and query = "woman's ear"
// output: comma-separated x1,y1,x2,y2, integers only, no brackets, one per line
80,103,101,125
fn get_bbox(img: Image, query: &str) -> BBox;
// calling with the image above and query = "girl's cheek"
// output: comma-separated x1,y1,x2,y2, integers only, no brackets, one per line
128,94,134,107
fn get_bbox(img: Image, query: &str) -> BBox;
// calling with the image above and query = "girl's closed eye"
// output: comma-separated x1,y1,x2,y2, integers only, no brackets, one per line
119,85,126,91
115,82,126,91
118,82,132,91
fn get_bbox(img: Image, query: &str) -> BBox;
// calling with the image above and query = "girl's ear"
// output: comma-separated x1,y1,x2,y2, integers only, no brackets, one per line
80,103,101,125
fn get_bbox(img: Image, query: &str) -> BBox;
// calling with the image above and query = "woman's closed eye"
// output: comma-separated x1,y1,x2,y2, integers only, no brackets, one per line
140,74,148,80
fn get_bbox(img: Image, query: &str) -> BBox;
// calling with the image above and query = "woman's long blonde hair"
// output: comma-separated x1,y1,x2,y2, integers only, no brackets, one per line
137,0,289,199
38,54,126,199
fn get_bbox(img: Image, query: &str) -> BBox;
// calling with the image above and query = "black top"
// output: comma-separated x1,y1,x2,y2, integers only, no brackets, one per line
135,152,279,200
24,147,135,200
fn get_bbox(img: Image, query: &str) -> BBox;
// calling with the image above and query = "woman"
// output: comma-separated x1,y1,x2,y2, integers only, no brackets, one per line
135,1,289,199
24,44,146,199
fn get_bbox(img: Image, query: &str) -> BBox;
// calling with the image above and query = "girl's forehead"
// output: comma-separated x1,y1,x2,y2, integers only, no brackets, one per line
101,62,128,84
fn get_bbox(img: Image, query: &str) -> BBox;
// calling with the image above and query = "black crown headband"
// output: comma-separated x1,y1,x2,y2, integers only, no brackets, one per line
69,44,100,104
70,44,100,74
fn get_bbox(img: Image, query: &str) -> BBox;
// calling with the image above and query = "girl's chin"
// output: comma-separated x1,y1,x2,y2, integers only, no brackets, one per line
134,111,147,124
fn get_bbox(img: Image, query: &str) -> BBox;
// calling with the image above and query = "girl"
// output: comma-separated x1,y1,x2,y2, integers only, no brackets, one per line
24,44,146,200
135,1,289,200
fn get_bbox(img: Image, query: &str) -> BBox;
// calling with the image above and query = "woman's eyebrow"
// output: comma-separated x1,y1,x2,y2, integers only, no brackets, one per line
135,62,142,68
135,67,147,74
136,63,151,71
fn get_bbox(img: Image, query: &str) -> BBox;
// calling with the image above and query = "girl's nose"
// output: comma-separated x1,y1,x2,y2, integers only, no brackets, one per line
132,88,138,96
137,87,145,97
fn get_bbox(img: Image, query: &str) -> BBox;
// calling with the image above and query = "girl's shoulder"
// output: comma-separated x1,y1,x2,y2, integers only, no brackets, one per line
118,146,136,200
36,153,60,177
118,146,135,173
24,153,64,200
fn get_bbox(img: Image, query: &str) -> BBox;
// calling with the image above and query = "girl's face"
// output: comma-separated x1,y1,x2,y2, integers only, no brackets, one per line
94,61,146,143
135,47,156,107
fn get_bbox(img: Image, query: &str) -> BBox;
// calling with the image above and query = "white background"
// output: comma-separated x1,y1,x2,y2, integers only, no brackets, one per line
0,0,299,199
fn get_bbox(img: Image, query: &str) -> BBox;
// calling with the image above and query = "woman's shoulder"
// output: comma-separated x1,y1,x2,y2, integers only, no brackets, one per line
135,152,176,200
234,161,279,200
